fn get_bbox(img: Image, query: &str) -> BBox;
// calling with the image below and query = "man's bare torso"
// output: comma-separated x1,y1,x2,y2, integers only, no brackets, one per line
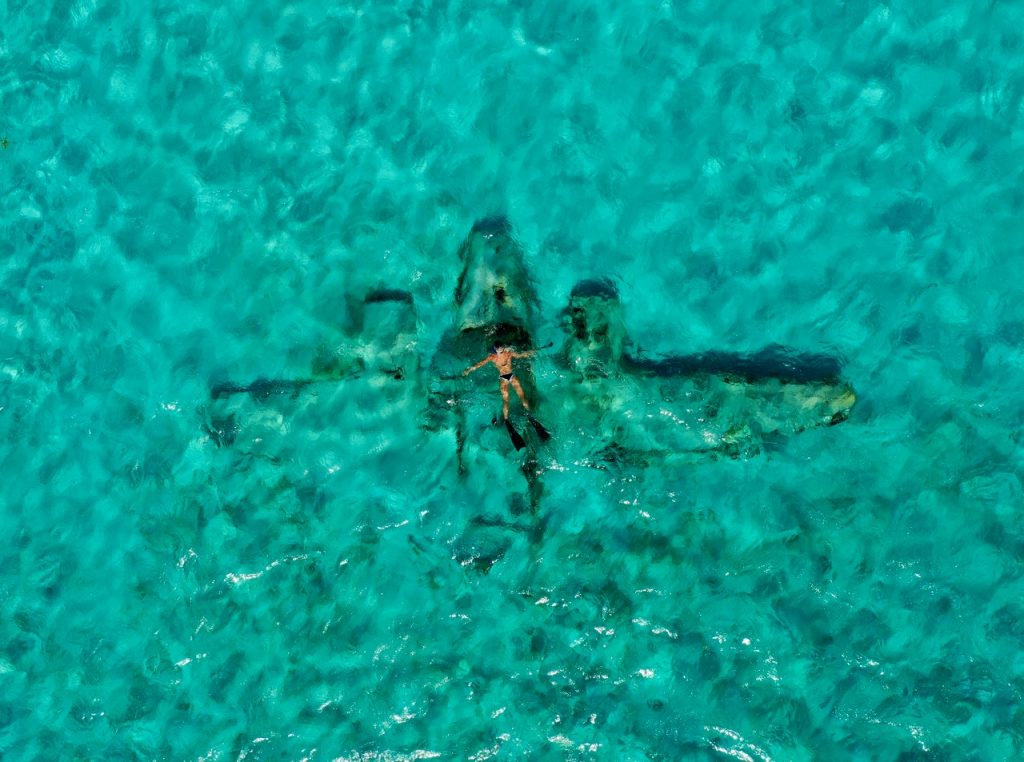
489,349,514,376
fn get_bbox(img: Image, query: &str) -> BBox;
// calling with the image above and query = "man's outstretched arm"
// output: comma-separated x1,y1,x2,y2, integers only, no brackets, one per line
463,356,494,375
511,342,552,358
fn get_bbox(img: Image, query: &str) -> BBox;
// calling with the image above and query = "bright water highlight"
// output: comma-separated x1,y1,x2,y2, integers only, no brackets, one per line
2,0,1024,758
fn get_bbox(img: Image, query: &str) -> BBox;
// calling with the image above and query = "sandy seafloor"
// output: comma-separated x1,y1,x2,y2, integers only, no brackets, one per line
2,0,1024,759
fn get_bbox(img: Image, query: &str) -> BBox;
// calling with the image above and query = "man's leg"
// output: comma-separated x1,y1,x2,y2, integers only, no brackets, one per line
510,377,530,410
500,380,510,419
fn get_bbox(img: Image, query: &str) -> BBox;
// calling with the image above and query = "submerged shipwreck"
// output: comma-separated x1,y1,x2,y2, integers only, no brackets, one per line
205,217,855,507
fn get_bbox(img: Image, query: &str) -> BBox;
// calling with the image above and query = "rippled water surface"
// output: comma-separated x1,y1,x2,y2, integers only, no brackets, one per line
3,1,1024,759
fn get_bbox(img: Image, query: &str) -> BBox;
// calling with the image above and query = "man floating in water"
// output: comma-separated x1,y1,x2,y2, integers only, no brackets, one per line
464,344,550,448
464,344,534,419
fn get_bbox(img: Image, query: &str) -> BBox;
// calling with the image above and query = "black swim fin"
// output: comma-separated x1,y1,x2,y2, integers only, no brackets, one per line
505,419,526,451
527,413,551,441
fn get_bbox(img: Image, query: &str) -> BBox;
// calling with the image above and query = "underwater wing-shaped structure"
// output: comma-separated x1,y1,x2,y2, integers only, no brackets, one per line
202,287,424,458
201,219,855,500
560,278,856,462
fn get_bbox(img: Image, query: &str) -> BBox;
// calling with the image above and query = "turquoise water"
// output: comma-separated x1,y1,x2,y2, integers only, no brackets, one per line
3,0,1024,758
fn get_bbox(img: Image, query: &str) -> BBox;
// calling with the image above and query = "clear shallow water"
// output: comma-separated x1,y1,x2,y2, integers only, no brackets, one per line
2,0,1024,758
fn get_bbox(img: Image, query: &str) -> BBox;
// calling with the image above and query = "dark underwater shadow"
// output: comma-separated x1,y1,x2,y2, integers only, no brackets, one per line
624,345,844,384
